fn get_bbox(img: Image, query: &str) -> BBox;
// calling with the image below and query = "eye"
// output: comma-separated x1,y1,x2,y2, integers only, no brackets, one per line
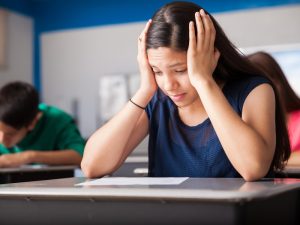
153,71,163,76
175,69,187,74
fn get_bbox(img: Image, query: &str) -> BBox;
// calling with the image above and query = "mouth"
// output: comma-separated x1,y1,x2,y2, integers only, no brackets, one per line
169,93,186,102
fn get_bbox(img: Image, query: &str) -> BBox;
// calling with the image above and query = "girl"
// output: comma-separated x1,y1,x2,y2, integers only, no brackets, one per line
81,2,290,181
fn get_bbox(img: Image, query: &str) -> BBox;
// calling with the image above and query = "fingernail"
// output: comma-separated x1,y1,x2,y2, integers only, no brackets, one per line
200,9,205,15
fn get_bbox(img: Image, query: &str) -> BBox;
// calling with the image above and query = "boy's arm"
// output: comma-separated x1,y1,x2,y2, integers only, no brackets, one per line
0,150,82,168
27,149,82,165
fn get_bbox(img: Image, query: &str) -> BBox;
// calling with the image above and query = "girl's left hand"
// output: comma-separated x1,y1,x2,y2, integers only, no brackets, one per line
187,9,220,87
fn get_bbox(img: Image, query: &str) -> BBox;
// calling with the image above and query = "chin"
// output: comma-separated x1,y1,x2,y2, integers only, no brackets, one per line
173,101,187,108
3,143,14,148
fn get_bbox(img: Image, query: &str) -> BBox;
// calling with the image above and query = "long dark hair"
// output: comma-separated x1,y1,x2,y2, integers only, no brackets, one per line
146,1,290,171
248,51,300,113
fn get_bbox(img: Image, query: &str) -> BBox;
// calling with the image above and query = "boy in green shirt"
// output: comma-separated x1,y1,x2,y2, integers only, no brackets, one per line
0,81,85,167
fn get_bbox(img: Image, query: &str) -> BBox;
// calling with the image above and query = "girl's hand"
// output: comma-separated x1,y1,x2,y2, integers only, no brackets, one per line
137,19,158,98
187,9,220,87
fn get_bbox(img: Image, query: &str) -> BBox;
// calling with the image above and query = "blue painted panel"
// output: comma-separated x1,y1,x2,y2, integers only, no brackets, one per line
0,0,33,16
31,0,300,32
2,0,300,30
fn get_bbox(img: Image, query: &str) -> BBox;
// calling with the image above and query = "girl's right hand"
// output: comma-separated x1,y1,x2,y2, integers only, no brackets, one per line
137,19,158,99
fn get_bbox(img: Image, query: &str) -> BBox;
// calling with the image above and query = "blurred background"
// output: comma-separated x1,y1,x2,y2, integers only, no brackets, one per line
0,0,299,156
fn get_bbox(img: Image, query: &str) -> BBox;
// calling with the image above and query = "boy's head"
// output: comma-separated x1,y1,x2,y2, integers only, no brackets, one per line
0,81,40,148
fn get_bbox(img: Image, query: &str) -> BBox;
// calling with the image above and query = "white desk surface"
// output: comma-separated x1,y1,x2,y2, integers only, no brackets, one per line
124,156,148,163
0,177,300,202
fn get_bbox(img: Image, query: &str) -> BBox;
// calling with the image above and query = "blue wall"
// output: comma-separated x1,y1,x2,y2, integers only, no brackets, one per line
1,0,300,92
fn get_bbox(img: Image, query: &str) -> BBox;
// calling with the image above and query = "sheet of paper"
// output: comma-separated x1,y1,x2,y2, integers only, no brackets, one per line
76,177,188,186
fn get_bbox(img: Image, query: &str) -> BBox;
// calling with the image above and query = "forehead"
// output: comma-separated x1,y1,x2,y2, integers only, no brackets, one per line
0,121,18,133
147,47,187,68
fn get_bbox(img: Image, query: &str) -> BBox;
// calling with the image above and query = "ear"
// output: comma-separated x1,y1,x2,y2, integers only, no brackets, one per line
27,112,42,131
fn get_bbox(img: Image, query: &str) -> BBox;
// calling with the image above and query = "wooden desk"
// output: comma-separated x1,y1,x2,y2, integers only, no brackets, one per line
0,165,77,184
0,177,299,225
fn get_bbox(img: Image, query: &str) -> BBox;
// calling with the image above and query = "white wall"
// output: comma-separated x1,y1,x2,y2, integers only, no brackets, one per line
215,5,300,47
0,10,33,86
41,5,300,150
41,22,142,139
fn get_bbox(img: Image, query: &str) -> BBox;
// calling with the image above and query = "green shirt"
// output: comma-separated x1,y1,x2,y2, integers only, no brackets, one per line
0,103,85,155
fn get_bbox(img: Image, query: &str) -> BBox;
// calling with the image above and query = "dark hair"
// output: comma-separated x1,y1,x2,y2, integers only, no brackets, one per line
147,1,263,81
0,81,40,129
248,51,300,113
146,1,290,171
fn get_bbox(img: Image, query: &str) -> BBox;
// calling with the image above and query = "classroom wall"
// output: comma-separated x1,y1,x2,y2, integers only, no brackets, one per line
41,22,142,140
215,5,300,47
41,5,300,141
0,10,33,86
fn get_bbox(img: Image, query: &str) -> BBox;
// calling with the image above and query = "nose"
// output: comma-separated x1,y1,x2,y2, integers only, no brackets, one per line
163,74,178,91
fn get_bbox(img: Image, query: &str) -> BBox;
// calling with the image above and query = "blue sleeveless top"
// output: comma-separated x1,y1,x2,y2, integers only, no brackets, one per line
145,76,271,177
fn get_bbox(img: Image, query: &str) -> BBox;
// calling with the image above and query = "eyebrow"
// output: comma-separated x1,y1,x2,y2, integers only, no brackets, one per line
151,62,186,69
169,62,186,68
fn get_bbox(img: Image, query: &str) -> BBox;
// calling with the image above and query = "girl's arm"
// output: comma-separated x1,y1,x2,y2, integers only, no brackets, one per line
81,20,156,178
196,80,275,181
188,10,276,181
81,98,149,178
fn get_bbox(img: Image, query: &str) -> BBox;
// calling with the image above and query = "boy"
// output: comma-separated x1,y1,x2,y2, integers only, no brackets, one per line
0,81,85,167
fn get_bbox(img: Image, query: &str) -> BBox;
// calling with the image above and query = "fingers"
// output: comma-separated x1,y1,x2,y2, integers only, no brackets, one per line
200,10,211,51
138,19,152,59
192,9,216,52
205,13,216,50
138,19,152,44
195,11,204,47
188,21,196,52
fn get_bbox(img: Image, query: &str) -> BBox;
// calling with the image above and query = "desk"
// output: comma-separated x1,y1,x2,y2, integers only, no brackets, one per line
276,166,300,178
0,177,300,225
0,165,77,184
112,156,148,176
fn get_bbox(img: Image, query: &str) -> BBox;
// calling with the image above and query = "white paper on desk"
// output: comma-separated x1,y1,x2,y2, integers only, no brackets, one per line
76,177,188,186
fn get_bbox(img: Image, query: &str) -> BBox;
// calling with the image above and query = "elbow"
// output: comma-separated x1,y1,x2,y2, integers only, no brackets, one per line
239,164,270,182
80,142,111,178
81,160,98,178
238,151,273,182
242,173,262,182
81,157,115,179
